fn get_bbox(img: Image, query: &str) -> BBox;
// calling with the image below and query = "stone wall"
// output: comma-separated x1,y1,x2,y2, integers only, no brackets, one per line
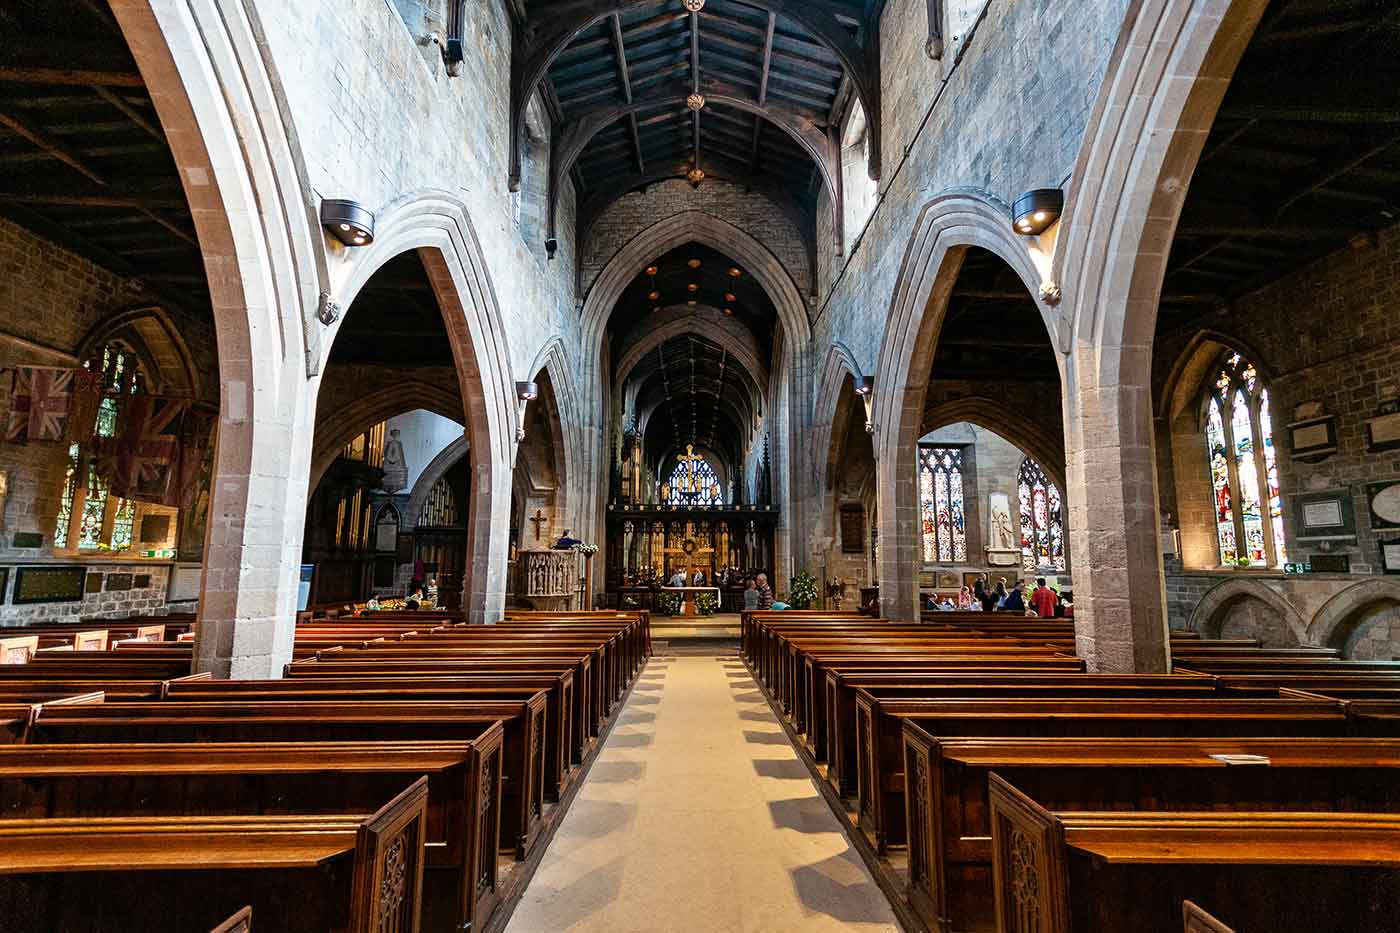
1155,223,1400,662
255,0,582,380
0,563,171,625
0,217,215,586
581,179,812,303
814,0,1128,371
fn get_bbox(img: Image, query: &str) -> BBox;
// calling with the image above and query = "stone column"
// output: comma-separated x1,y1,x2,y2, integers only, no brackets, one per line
466,449,512,624
1062,347,1171,672
875,420,919,622
193,383,315,679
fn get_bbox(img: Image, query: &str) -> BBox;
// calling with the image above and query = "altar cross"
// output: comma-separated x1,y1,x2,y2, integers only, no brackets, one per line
529,509,548,541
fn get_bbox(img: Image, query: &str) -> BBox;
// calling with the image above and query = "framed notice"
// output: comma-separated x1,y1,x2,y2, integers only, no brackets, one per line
1293,489,1355,542
1368,481,1400,531
839,506,865,554
1367,399,1400,453
12,566,86,605
1382,540,1400,575
1287,415,1337,460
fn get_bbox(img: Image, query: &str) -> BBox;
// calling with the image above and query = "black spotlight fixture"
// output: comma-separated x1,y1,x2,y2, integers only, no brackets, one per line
515,381,539,402
320,199,374,247
1012,188,1064,236
545,237,559,260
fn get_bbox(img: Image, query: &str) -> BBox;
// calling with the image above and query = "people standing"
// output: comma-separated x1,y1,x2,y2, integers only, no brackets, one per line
1031,577,1058,617
991,578,1008,610
669,567,688,588
743,578,760,610
1001,580,1026,613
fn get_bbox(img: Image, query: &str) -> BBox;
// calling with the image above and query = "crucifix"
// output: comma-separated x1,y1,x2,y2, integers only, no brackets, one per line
677,444,706,495
529,509,548,541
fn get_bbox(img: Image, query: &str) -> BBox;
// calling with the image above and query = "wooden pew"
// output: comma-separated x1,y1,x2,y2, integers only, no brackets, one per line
851,694,1381,853
24,697,549,860
0,778,428,933
900,732,1400,932
0,739,503,933
988,774,1400,933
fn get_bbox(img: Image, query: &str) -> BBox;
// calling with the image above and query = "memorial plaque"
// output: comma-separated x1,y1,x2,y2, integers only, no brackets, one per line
1381,541,1400,575
133,574,152,589
105,573,134,592
10,532,42,549
0,568,7,605
85,573,103,594
1309,554,1350,575
839,506,865,554
1368,481,1400,531
13,566,86,605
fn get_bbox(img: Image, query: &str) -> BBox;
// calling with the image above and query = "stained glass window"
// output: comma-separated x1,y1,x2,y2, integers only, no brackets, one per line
110,498,135,552
918,447,966,563
663,450,723,506
52,444,79,550
1203,350,1286,567
1018,458,1066,572
55,343,144,551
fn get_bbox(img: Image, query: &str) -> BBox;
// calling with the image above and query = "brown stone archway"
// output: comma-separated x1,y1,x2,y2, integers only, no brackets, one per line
109,0,328,677
868,193,1060,622
1051,0,1271,671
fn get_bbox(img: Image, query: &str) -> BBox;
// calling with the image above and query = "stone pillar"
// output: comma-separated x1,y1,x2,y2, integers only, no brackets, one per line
466,450,512,624
193,386,314,679
875,421,919,622
1063,348,1171,672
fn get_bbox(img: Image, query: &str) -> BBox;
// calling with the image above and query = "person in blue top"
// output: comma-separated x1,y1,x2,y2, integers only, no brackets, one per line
1000,580,1027,613
553,529,582,550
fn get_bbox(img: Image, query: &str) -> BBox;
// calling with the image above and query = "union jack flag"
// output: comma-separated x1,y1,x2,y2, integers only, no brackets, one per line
4,367,75,443
91,394,189,503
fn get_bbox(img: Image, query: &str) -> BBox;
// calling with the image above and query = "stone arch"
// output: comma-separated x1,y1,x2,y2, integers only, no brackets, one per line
406,436,472,531
1306,580,1400,654
1187,577,1308,644
921,398,1067,497
521,342,577,539
869,192,1062,620
325,191,518,624
110,0,329,677
578,210,814,585
1158,328,1278,422
76,306,202,399
307,382,465,494
1054,0,1270,363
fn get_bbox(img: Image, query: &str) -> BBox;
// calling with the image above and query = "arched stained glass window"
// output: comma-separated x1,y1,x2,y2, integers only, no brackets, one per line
55,343,142,552
1018,458,1066,572
918,447,966,563
662,447,723,506
1204,351,1286,567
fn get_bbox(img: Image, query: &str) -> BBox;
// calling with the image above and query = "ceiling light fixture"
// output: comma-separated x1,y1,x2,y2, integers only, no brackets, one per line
722,308,733,316
649,290,661,300
683,0,705,12
724,292,736,302
687,283,699,292
687,167,705,188
687,258,701,269
319,199,375,247
727,267,742,278
1012,188,1064,236
646,265,658,276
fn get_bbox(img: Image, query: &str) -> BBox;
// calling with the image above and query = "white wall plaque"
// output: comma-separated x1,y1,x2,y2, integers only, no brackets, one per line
1302,500,1344,529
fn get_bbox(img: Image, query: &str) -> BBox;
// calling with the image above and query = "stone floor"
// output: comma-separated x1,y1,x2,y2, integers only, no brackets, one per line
505,653,901,933
649,612,742,641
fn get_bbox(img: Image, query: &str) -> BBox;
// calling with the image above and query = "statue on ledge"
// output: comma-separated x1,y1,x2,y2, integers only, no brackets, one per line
381,428,408,493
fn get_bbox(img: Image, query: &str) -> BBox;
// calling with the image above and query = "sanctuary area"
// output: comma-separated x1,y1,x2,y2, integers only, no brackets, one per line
0,0,1399,930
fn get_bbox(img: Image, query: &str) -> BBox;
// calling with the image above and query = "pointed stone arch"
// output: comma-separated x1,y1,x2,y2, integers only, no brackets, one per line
76,306,203,399
869,192,1062,620
406,436,472,532
323,191,517,624
109,0,328,677
1306,580,1400,653
307,382,465,494
1188,577,1308,644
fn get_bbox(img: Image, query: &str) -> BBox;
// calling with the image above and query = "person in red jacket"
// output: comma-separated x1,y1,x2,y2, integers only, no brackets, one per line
1030,577,1059,617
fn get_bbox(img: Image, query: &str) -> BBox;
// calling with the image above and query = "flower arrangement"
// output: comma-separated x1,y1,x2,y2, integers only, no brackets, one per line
572,543,599,556
656,591,681,616
789,571,818,609
694,591,718,616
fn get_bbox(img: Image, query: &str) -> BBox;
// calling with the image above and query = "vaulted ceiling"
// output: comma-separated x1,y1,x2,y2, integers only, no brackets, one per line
931,247,1058,384
509,0,885,249
1159,0,1400,332
332,252,456,367
0,0,208,318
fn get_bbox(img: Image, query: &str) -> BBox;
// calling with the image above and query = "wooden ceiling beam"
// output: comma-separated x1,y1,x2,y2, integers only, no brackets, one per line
91,86,164,142
0,66,143,87
608,13,646,174
511,0,881,191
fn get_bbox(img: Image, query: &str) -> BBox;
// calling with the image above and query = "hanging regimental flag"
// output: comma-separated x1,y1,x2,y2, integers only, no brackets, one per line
63,368,105,444
169,405,217,509
91,394,189,503
4,367,75,443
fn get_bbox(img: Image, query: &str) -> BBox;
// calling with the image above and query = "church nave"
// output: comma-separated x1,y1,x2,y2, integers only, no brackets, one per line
507,652,900,933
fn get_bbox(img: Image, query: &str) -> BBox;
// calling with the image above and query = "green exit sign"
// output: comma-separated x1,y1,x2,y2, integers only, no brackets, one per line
1284,562,1314,575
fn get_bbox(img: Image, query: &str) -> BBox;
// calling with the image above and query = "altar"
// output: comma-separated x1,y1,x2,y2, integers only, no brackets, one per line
663,586,721,616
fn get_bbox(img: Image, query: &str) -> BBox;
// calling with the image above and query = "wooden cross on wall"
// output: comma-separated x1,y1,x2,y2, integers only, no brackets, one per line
529,509,548,541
